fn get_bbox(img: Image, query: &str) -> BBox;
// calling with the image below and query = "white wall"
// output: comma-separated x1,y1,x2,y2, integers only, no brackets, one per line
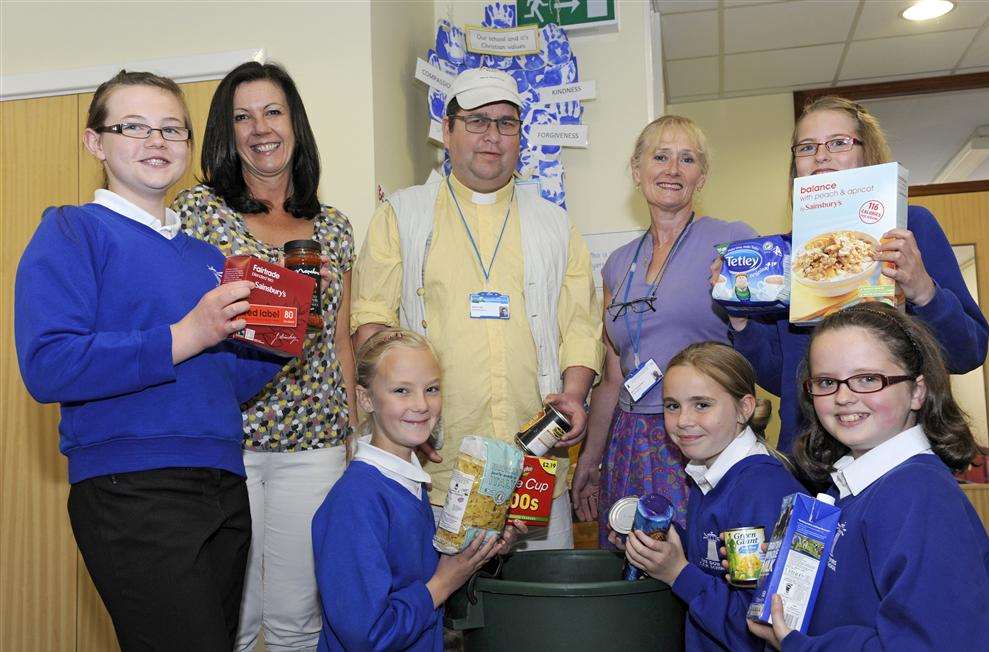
0,1,436,241
668,92,795,236
370,2,436,201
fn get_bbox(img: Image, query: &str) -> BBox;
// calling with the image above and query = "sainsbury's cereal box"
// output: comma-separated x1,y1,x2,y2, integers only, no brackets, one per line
789,162,908,325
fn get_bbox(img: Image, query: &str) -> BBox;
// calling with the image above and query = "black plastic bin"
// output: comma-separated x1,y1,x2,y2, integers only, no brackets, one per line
445,550,685,651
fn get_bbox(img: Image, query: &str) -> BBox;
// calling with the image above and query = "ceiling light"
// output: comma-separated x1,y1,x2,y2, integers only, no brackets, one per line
901,0,955,21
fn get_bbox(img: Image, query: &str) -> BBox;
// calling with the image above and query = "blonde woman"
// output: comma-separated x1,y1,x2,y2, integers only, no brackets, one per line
572,116,756,546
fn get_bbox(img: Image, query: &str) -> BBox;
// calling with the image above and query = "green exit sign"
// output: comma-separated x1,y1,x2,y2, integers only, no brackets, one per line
516,0,618,30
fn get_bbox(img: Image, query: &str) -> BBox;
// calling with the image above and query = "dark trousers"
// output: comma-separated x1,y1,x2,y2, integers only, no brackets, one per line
68,468,251,652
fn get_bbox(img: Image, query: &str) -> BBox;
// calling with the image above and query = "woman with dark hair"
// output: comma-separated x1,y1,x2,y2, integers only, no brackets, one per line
173,61,356,652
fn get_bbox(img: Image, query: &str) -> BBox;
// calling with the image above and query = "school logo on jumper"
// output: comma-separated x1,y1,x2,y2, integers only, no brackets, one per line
827,521,847,572
700,531,721,571
208,265,222,285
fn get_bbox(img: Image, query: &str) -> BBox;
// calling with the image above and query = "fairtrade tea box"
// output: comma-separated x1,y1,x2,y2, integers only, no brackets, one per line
712,234,791,316
789,162,908,325
748,493,841,633
507,455,557,527
221,256,315,358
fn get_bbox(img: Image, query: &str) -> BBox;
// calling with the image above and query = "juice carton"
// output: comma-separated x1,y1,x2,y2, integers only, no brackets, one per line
221,256,315,357
789,162,908,325
507,455,557,526
748,493,841,633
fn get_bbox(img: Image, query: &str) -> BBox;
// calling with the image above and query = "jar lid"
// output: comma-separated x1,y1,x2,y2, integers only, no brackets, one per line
608,496,639,535
283,239,321,253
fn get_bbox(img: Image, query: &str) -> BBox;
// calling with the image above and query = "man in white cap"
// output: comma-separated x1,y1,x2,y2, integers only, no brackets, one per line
352,68,602,549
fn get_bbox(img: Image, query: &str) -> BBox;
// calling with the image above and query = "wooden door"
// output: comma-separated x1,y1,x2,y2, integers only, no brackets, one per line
910,190,989,448
1,79,218,652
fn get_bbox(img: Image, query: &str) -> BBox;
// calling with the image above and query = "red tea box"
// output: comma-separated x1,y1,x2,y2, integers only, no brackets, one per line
221,256,315,357
507,455,557,526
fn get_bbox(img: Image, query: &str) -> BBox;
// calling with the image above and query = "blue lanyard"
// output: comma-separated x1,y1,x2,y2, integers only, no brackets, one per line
622,214,694,368
446,175,515,283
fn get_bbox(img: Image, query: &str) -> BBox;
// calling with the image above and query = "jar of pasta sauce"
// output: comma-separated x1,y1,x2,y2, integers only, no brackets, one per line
283,239,323,332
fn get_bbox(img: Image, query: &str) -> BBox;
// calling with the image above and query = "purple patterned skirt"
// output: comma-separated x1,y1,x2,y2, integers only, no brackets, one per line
598,407,689,549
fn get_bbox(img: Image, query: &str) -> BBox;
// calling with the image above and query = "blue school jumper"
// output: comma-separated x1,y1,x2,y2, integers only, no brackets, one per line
14,203,281,482
673,454,804,651
312,461,442,652
781,454,989,651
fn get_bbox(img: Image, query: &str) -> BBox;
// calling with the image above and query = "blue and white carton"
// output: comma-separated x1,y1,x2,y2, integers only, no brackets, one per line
747,493,841,633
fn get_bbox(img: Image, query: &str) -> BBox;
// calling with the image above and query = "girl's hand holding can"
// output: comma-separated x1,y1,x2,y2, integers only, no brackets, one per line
625,525,688,586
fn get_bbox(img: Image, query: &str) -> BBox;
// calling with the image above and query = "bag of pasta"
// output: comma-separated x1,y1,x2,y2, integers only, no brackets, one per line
433,436,524,554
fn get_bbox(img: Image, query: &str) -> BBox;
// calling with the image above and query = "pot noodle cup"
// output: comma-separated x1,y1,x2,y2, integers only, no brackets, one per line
793,231,879,298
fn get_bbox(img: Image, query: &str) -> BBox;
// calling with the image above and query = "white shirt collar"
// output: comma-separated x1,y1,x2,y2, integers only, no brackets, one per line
93,189,181,239
353,435,431,498
830,424,934,499
471,190,497,205
684,427,768,495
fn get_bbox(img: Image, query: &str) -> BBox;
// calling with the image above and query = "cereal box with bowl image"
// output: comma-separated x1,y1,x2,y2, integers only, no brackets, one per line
433,436,524,553
790,162,908,325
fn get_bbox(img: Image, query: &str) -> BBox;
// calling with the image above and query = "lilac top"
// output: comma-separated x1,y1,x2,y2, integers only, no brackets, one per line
602,216,756,414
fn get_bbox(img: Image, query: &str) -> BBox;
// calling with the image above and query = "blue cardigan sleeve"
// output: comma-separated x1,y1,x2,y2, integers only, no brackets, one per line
906,206,988,373
225,342,283,405
730,318,784,396
313,487,436,652
672,466,800,651
15,208,176,403
780,468,989,652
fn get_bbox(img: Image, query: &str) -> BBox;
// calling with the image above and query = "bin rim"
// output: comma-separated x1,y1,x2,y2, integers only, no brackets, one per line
471,576,674,597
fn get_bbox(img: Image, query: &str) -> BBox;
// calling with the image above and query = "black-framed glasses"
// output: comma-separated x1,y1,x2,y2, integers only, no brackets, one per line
607,296,656,321
451,115,522,136
791,136,863,157
803,373,916,397
96,123,191,142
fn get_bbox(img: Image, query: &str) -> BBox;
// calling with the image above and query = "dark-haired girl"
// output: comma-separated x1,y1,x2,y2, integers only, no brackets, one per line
172,61,356,652
15,71,282,650
749,303,989,650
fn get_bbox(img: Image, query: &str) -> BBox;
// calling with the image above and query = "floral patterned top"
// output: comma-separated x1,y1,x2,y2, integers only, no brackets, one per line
173,184,353,452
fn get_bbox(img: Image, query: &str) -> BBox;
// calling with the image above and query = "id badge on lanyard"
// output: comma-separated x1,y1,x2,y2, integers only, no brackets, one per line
624,358,663,402
469,291,510,319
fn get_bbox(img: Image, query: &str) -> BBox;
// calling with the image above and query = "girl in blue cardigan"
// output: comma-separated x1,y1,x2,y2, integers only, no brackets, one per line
14,71,282,649
749,303,989,650
613,342,802,651
312,329,522,652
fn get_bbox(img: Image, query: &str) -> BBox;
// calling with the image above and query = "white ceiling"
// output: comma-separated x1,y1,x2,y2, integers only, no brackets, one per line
654,0,989,103
859,88,989,183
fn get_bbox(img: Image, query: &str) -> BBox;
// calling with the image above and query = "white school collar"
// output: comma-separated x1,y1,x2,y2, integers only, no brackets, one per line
93,189,181,239
684,427,768,495
830,425,934,499
353,435,432,498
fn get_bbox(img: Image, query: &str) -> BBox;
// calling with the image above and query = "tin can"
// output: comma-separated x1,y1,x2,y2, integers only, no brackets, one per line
723,526,765,587
623,493,675,581
515,404,571,457
608,496,639,536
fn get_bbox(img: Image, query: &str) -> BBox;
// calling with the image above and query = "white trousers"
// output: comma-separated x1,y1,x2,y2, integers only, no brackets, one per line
431,491,574,551
236,447,346,652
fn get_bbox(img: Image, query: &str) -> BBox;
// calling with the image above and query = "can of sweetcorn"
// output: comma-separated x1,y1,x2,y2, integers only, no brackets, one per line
723,526,765,587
